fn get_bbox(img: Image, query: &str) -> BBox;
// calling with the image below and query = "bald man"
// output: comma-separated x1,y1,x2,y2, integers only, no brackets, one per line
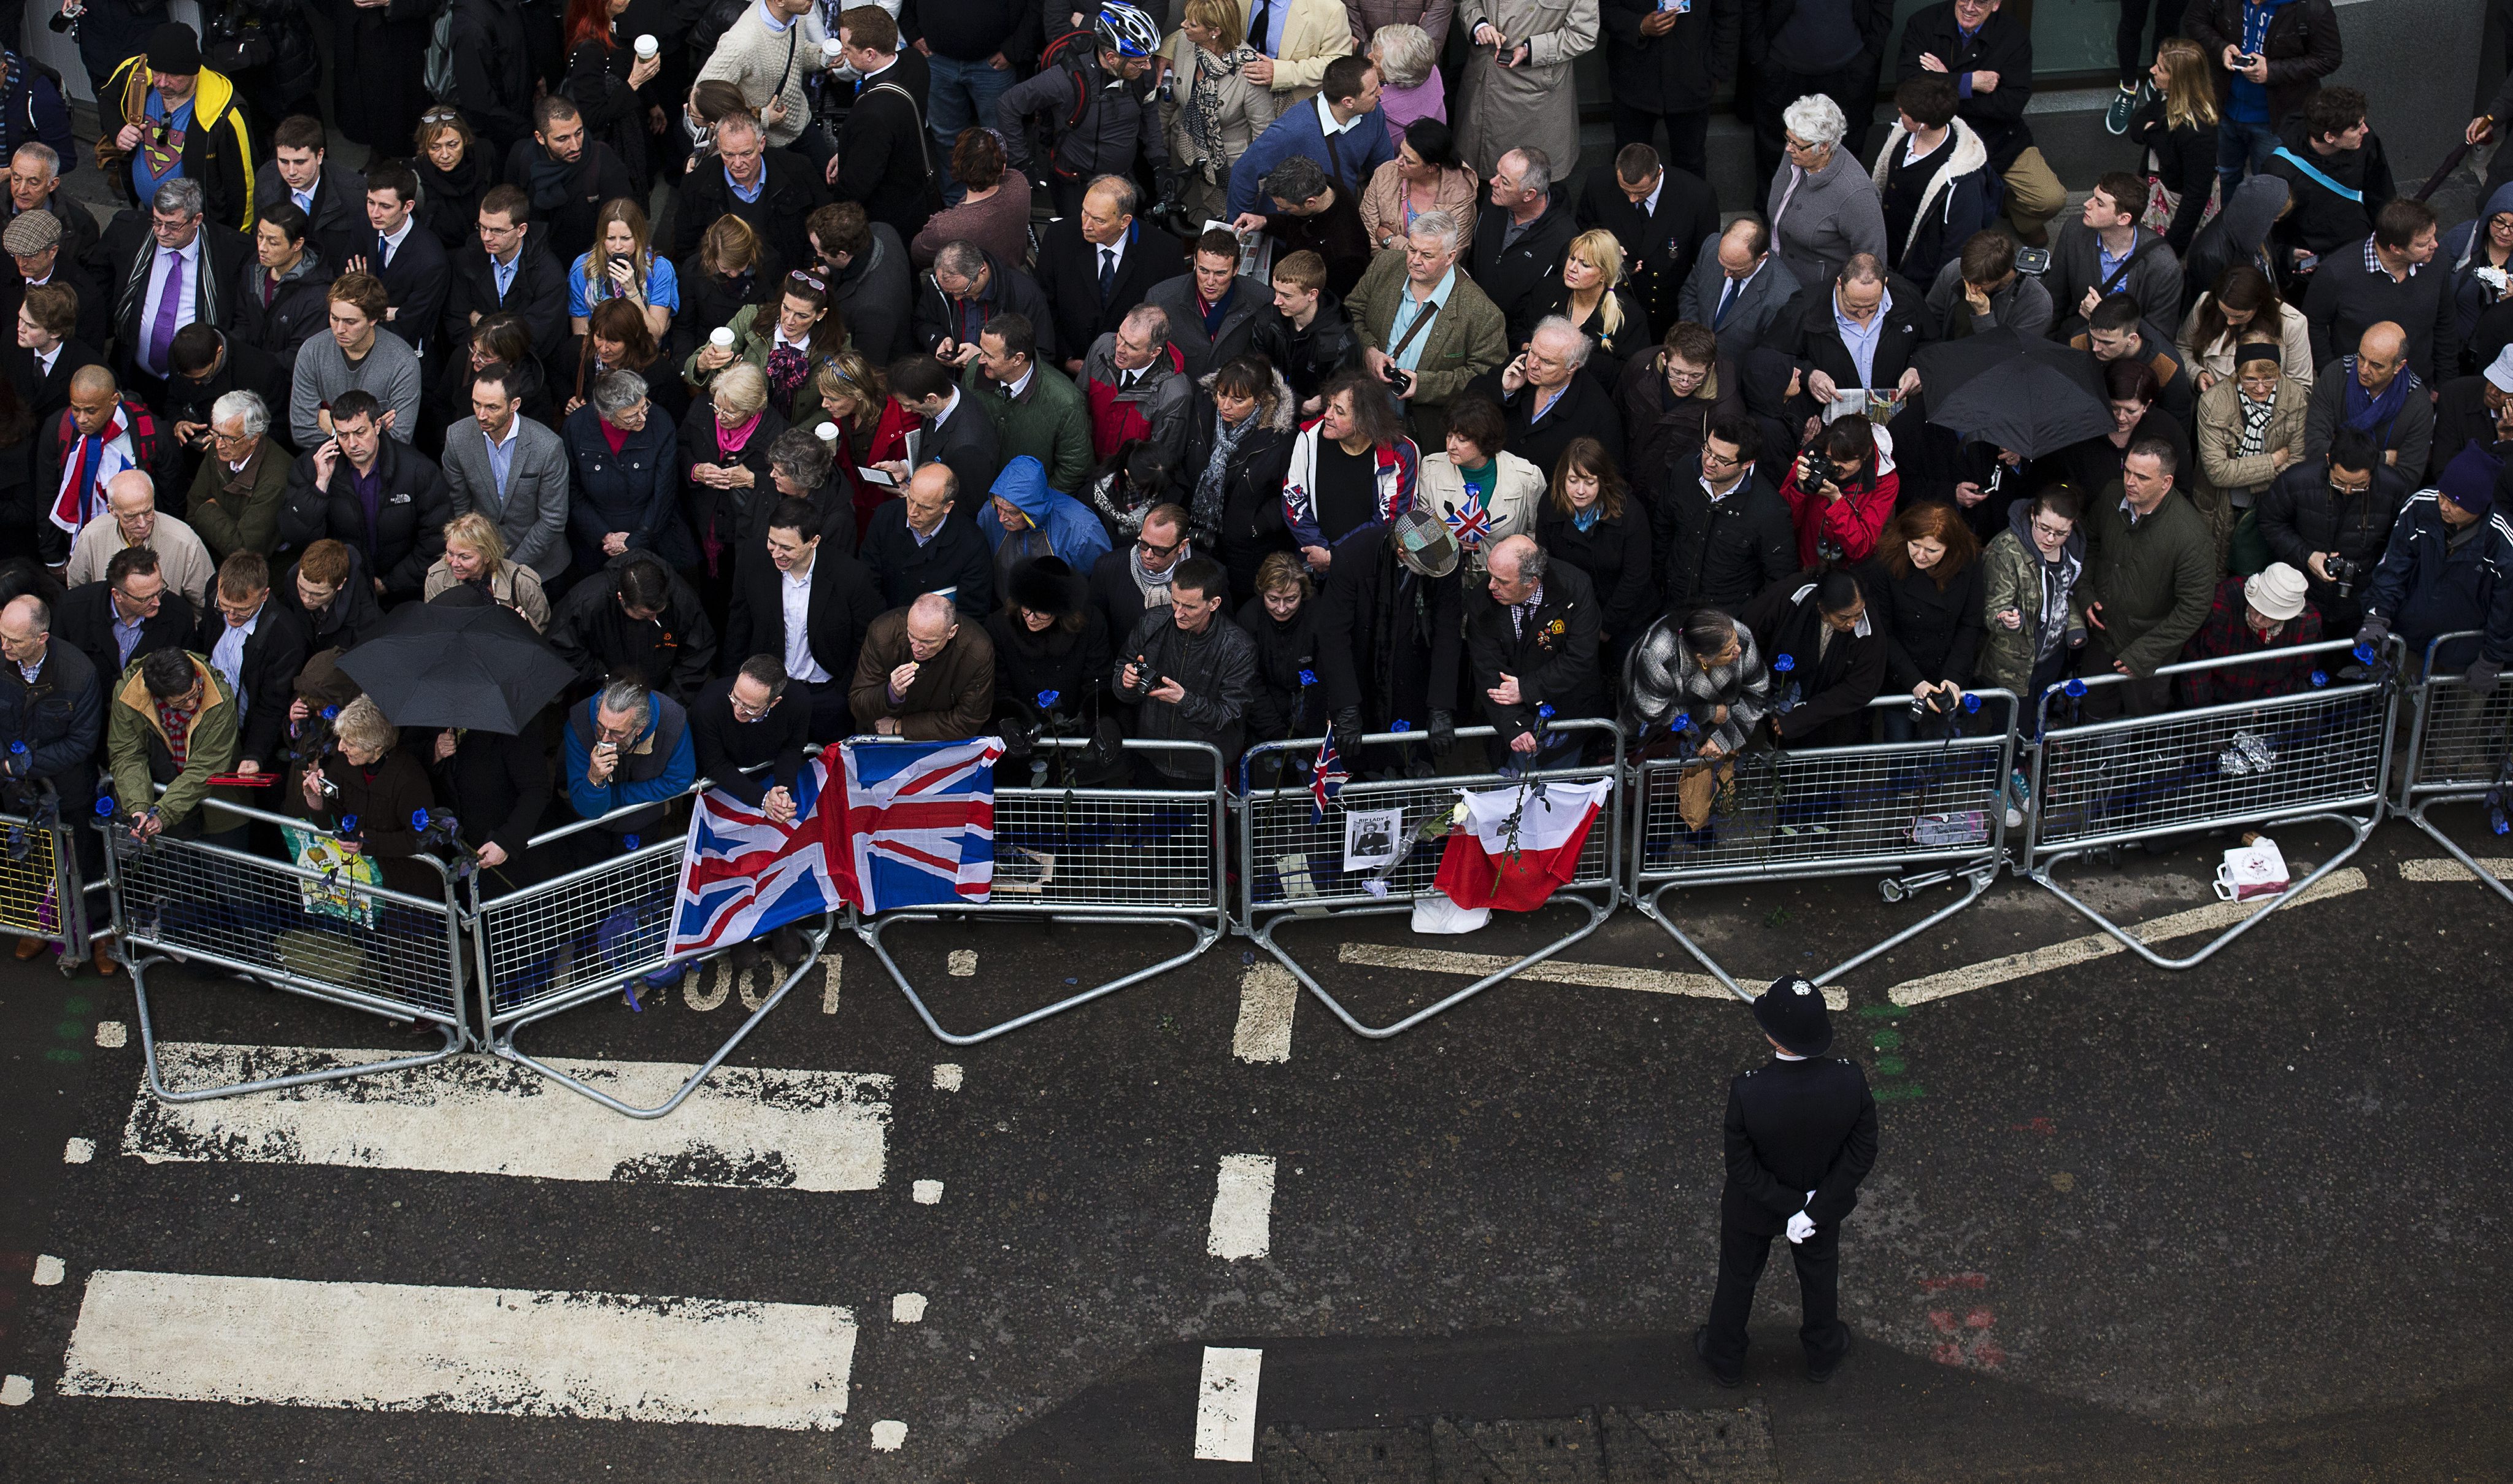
1677,218,1806,359
849,591,998,740
2303,321,2436,476
0,591,104,967
63,471,215,607
1037,174,1183,379
36,363,184,567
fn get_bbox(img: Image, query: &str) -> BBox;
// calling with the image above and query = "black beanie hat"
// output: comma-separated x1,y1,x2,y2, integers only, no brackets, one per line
145,22,202,75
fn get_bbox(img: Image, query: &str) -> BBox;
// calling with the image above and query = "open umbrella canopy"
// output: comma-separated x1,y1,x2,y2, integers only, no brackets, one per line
336,599,575,735
1912,329,2115,461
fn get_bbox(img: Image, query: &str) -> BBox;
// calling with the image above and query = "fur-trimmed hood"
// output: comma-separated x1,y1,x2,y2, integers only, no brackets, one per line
1867,115,1992,267
1196,363,1296,434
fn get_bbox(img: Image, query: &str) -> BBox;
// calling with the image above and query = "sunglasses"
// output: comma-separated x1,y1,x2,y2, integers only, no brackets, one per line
787,271,826,291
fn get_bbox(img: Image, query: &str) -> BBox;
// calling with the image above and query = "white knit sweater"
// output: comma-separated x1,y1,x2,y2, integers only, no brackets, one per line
695,1,831,147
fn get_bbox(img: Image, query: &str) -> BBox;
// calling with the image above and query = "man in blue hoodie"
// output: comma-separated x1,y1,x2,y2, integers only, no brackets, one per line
982,454,1112,604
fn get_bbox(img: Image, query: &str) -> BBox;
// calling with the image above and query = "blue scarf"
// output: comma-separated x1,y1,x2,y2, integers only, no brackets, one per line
2340,356,2413,440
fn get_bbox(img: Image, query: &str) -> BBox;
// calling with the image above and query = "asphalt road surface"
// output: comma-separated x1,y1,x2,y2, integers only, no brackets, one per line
2,807,2510,1483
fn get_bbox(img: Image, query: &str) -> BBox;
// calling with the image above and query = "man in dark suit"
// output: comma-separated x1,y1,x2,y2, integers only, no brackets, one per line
6,280,104,427
668,110,826,277
832,7,941,244
1461,535,1605,766
56,545,196,699
1035,176,1182,379
1,208,106,351
341,160,450,377
1763,255,1928,427
440,183,571,380
882,353,999,517
101,175,253,405
1675,217,1803,361
863,464,993,616
723,496,885,741
1575,144,1720,342
502,95,637,268
191,550,308,775
256,114,371,277
1601,0,1738,182
810,202,913,371
1471,148,1579,347
1696,975,1878,1388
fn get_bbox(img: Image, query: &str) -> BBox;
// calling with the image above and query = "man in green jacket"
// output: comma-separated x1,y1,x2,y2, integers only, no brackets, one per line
107,648,241,844
1347,210,1510,453
961,312,1093,496
2079,437,2219,717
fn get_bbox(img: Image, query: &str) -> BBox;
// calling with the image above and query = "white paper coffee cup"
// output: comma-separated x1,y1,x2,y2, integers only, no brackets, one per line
815,421,839,442
709,327,736,350
822,37,844,58
633,33,658,58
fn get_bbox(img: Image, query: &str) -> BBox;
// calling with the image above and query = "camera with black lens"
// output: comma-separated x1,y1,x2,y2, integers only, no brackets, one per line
1796,449,1825,488
2324,555,2362,599
285,707,336,767
1815,536,1845,564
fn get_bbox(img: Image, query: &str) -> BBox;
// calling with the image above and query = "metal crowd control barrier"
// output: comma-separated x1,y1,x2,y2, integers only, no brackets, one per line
2022,637,2398,967
2392,630,2513,906
1239,720,1623,1037
0,783,102,976
469,783,835,1118
1628,693,2018,998
852,737,1228,1045
104,793,468,1102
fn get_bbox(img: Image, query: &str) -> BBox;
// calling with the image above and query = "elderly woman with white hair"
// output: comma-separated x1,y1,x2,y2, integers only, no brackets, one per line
187,390,289,565
565,367,698,579
1366,22,1443,148
1765,94,1888,296
287,694,444,898
425,512,553,631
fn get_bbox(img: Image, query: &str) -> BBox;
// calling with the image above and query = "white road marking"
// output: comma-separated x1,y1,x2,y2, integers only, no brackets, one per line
121,1044,891,1193
1339,944,1850,1010
911,1180,943,1204
57,1271,855,1429
1193,1346,1263,1462
820,954,843,1013
869,1419,908,1451
0,1375,29,1407
931,1063,963,1091
946,950,977,977
736,961,770,1010
1888,867,2370,1005
890,1293,926,1323
684,964,730,1012
2398,856,2513,883
33,1255,63,1286
94,1021,126,1048
63,1137,92,1164
1206,1155,1277,1261
1233,964,1297,1063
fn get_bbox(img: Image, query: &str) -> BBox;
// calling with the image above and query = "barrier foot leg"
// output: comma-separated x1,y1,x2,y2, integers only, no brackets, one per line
1631,883,1755,1004
1816,863,2001,985
2403,801,2513,909
855,912,1222,1046
129,957,464,1103
2028,813,2377,971
1251,893,1617,1038
489,915,836,1120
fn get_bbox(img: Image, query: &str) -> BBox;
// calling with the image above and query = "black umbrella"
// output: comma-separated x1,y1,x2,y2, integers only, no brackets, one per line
336,597,577,734
1912,329,2115,461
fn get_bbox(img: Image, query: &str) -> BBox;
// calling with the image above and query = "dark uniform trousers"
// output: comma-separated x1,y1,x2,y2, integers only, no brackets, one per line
1702,1053,1877,1374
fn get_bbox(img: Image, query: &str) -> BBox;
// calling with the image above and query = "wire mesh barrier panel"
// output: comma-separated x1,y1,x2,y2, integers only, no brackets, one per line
0,794,91,974
104,812,468,1103
1628,694,2017,996
2022,637,2398,968
1237,720,1623,1038
854,739,1228,1046
2393,631,2513,905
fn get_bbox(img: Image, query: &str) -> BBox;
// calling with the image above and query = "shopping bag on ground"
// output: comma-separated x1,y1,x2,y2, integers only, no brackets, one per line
2213,837,2289,901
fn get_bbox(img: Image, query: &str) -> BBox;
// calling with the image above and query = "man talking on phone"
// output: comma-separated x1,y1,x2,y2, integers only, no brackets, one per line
560,675,695,867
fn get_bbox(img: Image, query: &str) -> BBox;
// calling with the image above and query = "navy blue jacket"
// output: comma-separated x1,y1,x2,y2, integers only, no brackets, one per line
0,636,99,792
0,51,74,175
2365,489,2513,667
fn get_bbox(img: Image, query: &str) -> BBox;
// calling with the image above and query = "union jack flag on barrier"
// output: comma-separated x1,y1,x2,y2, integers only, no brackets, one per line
831,736,1009,913
669,749,843,956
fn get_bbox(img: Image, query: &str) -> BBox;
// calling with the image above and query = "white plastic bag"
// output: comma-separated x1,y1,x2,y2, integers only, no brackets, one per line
2213,837,2290,901
1409,891,1490,934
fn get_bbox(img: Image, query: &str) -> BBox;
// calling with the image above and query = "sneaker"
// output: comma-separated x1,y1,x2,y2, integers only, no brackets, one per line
2003,769,2032,830
2104,82,2138,135
766,925,809,969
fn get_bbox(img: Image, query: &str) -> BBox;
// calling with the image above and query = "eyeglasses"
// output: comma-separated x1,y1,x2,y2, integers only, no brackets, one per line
1701,450,1742,470
787,271,826,291
420,107,461,124
2030,521,2072,540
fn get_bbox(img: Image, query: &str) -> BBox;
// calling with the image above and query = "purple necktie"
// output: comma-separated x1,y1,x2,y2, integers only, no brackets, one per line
146,248,183,375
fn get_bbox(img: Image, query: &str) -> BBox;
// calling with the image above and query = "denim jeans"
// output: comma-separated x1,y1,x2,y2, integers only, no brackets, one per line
928,53,1017,198
2217,119,2280,188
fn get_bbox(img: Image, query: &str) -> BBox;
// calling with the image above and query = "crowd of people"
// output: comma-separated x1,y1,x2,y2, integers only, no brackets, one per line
0,0,2505,977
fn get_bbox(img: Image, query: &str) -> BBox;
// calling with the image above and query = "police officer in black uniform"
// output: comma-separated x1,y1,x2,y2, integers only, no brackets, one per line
1695,975,1879,1387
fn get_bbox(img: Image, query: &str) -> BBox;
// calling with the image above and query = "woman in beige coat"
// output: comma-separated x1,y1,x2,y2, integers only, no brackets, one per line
1165,0,1282,227
1452,0,1598,177
2193,339,2310,567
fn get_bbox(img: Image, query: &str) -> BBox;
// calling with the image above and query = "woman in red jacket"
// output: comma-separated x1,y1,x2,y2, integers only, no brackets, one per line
1779,417,1900,571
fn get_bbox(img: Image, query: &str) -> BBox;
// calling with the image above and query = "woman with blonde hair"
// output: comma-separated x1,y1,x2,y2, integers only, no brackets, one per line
571,198,677,343
675,215,774,364
1525,228,1645,390
682,361,790,612
425,513,552,630
1162,0,1280,226
2130,37,2222,255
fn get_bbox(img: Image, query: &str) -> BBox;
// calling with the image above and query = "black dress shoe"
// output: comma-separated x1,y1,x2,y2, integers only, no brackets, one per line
1808,1328,1853,1384
1693,1325,1741,1389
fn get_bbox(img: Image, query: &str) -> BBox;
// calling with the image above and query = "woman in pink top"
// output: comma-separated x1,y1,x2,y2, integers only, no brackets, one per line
911,129,1034,272
1368,23,1445,149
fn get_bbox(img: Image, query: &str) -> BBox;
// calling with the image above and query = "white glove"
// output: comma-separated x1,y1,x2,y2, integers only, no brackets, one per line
1786,1210,1815,1244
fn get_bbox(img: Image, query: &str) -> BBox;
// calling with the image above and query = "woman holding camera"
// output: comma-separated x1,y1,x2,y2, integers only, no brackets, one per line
1777,417,1898,571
